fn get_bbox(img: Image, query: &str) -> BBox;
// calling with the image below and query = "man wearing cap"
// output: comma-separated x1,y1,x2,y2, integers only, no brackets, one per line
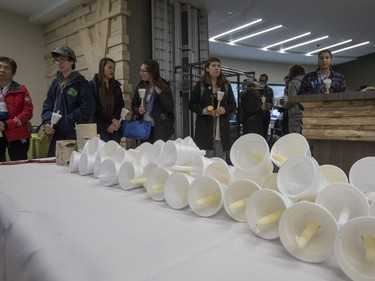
41,46,95,157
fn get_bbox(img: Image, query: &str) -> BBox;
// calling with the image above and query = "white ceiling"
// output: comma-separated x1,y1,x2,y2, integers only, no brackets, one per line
1,0,374,66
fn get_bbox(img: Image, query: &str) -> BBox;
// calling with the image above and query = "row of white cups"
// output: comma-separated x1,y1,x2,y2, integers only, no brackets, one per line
68,133,375,281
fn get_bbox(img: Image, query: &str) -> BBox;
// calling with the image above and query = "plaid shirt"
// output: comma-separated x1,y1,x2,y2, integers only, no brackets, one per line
298,70,346,95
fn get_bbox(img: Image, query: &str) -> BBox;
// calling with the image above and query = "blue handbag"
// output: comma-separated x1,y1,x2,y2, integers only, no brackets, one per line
122,120,151,140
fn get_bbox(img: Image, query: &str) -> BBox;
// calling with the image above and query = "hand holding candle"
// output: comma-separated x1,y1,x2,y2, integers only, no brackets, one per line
138,88,146,107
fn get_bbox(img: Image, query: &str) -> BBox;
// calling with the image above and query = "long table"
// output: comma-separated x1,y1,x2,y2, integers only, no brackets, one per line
0,163,350,281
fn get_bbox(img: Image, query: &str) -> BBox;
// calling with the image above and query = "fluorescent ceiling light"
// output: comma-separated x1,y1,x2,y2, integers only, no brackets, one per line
209,19,262,41
230,25,283,44
280,36,329,52
306,39,353,56
331,41,370,54
262,32,311,50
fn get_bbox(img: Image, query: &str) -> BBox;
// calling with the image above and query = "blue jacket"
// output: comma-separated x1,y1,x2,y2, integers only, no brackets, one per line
41,71,95,132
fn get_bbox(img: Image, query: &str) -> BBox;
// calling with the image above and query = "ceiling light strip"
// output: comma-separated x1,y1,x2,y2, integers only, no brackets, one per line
209,19,262,41
262,32,311,50
280,36,329,52
230,25,283,44
306,39,353,56
331,41,370,54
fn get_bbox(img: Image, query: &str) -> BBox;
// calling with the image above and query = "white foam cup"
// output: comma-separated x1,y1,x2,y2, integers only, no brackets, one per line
78,152,97,176
98,147,127,187
349,156,375,202
134,142,152,165
141,141,164,167
246,189,293,240
316,183,369,227
144,167,172,201
188,176,225,217
138,88,146,99
370,201,375,216
277,155,329,201
120,108,129,120
93,140,120,178
118,161,145,190
217,90,225,101
233,167,267,186
81,136,105,155
319,164,348,184
230,133,273,179
261,173,279,191
182,136,195,145
224,179,261,222
270,133,311,167
334,216,375,281
162,140,205,166
164,172,195,209
278,201,338,263
203,161,235,186
169,155,222,178
68,151,81,173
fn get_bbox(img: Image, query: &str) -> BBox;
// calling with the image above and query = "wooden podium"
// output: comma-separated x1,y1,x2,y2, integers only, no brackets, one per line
288,91,375,175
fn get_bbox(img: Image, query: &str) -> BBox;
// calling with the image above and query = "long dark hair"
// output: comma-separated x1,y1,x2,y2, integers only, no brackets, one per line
200,57,229,87
288,64,305,79
97,58,116,115
138,59,169,91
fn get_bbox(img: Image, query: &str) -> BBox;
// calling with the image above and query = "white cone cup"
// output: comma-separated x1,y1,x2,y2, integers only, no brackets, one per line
319,164,348,184
246,189,293,240
68,151,81,173
349,156,375,201
233,166,270,186
188,176,225,217
279,201,338,263
316,183,369,227
120,108,129,120
78,152,97,176
162,140,205,166
81,136,105,155
145,167,172,201
370,201,375,216
270,133,311,167
182,136,194,145
135,142,152,165
138,88,146,99
93,141,120,178
118,161,145,190
262,173,279,191
203,161,235,186
217,90,225,101
51,112,62,125
224,179,261,222
98,147,127,187
230,133,273,179
142,142,164,167
334,216,375,281
164,172,195,209
277,155,329,201
169,155,221,178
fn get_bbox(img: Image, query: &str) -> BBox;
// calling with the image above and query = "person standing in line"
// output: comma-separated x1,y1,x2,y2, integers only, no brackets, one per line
90,58,124,143
280,64,305,134
188,57,236,160
41,46,95,157
258,73,274,139
131,59,175,143
0,56,33,161
299,49,346,95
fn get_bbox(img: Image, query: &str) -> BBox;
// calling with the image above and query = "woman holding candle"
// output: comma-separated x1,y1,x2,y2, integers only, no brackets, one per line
298,49,346,95
90,58,124,143
188,57,236,160
131,59,175,143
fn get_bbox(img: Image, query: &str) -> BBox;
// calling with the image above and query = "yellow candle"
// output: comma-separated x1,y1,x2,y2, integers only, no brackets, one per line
196,192,221,205
230,198,249,212
151,184,164,191
130,178,147,184
296,219,321,249
362,234,375,263
256,208,285,227
272,154,287,166
250,150,263,163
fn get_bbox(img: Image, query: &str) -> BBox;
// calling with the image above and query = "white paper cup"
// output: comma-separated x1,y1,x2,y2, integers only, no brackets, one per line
68,151,81,173
279,201,338,263
118,161,145,190
223,179,261,222
334,216,375,281
277,155,328,201
188,176,225,217
270,133,311,167
349,156,375,201
319,164,348,184
145,167,172,201
246,189,293,240
316,183,369,227
164,172,195,209
162,140,205,166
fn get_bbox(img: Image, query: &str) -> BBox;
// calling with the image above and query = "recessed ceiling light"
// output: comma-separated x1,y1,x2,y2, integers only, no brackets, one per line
305,39,353,56
262,32,311,50
230,25,283,44
280,36,329,52
331,41,370,54
209,19,262,42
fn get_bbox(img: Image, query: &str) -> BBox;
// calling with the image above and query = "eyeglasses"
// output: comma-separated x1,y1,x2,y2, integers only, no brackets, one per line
0,65,12,71
53,57,69,64
140,69,148,73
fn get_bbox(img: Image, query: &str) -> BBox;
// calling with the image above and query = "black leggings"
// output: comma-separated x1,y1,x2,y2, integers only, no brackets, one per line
0,137,30,161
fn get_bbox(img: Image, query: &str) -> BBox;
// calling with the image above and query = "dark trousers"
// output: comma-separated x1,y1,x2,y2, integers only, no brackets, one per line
0,136,30,161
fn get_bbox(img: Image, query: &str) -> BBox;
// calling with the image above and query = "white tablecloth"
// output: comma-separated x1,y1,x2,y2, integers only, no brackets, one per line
0,163,350,281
